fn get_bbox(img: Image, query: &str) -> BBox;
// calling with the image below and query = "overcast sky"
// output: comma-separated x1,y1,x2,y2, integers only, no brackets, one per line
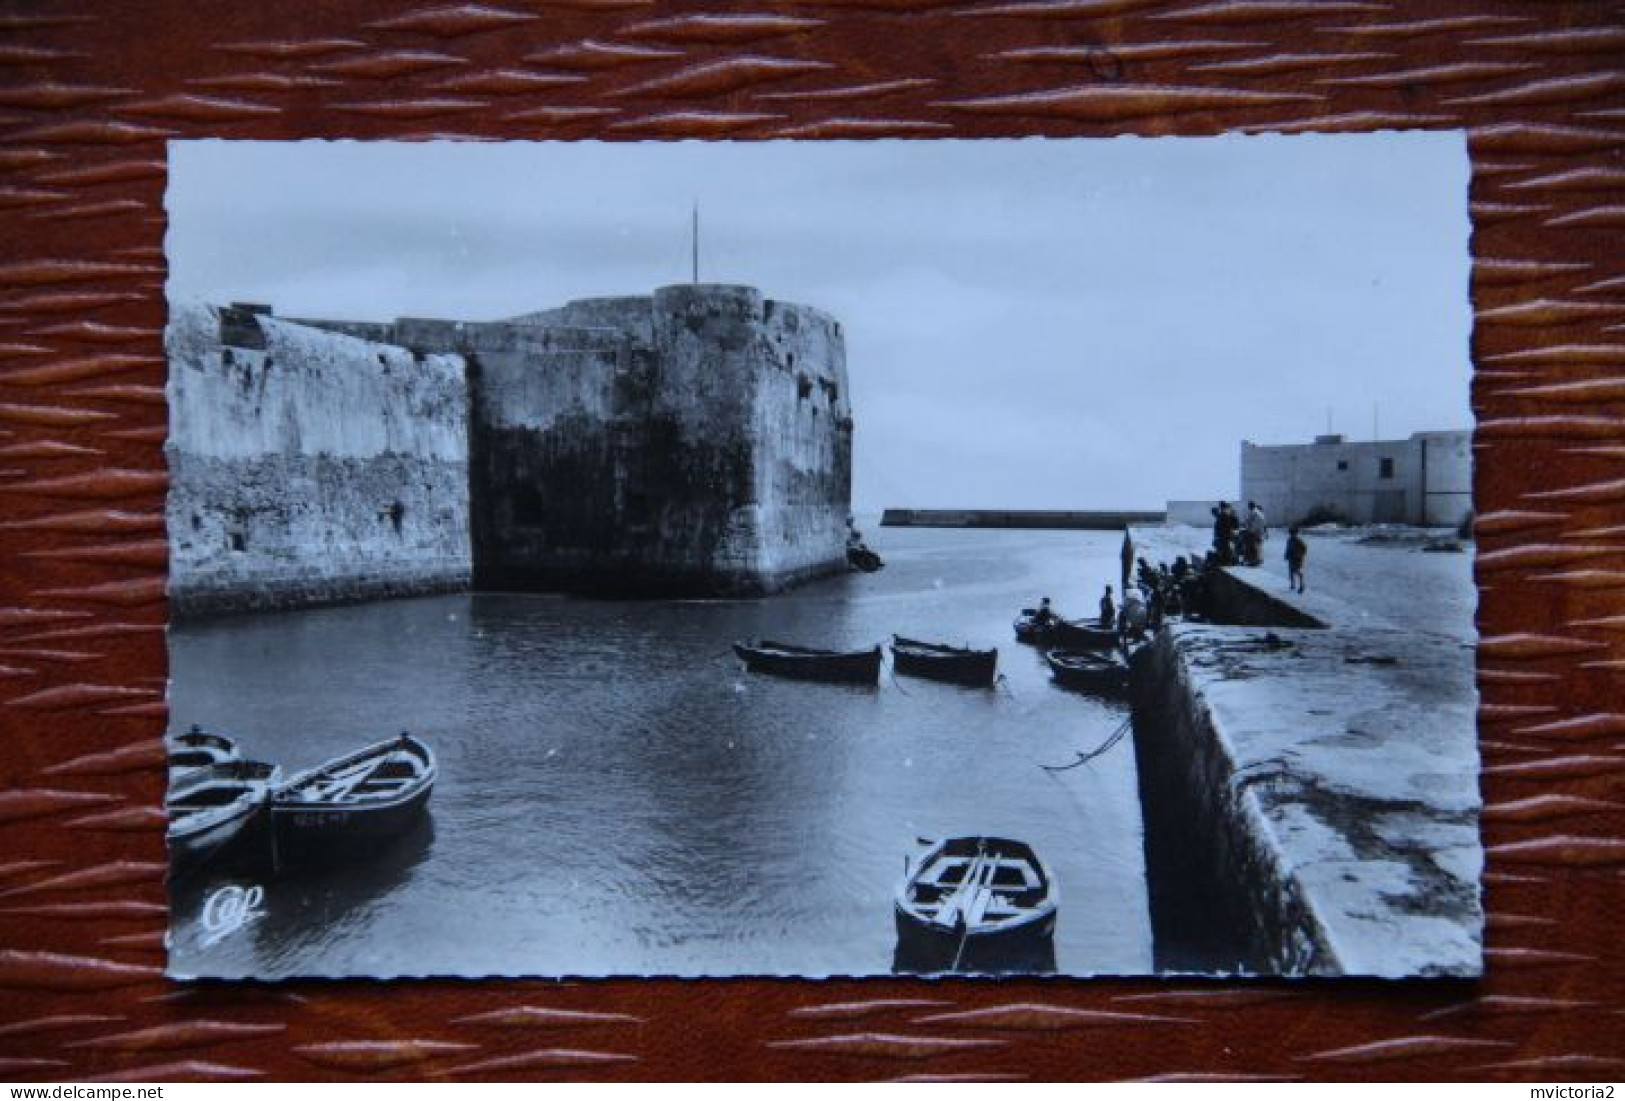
167,135,1472,511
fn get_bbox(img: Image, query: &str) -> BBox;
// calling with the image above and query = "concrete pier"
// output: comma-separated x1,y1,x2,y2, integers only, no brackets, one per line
1127,525,1481,976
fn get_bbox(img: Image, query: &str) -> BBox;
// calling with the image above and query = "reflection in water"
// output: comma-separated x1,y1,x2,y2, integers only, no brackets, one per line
168,527,1155,978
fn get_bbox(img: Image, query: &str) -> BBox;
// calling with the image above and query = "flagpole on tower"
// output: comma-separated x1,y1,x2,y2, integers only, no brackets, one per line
691,201,699,285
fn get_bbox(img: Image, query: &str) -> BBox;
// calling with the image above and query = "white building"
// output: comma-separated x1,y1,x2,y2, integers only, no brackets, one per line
1239,431,1472,528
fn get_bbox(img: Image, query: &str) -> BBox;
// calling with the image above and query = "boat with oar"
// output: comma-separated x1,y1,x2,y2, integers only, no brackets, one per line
167,726,242,775
167,759,281,876
271,733,436,854
733,640,882,685
847,545,884,573
894,836,1059,974
890,636,998,688
1045,648,1130,695
1013,610,1118,650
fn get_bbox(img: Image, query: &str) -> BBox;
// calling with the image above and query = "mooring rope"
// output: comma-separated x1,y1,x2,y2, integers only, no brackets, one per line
1039,713,1134,771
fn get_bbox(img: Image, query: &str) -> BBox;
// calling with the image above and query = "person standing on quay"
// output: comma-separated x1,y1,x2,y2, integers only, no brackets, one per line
1245,500,1268,566
1285,526,1308,593
1120,529,1134,594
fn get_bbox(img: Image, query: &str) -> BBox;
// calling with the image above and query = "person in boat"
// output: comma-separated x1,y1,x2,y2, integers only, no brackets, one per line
1286,525,1308,593
1098,585,1116,629
846,516,883,571
1033,596,1056,627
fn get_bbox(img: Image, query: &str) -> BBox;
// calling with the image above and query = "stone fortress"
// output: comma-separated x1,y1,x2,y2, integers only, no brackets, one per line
166,284,853,617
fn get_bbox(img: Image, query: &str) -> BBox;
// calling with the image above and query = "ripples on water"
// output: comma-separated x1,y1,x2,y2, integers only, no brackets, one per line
169,528,1153,978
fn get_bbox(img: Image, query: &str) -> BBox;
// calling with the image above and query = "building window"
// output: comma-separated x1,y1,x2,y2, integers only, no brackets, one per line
1337,460,1348,471
1379,457,1395,479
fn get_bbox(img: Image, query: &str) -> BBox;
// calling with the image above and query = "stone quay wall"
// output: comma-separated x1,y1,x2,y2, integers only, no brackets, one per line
1127,525,1482,977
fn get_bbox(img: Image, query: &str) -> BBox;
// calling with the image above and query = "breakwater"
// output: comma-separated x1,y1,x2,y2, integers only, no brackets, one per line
882,508,1165,530
1127,526,1482,977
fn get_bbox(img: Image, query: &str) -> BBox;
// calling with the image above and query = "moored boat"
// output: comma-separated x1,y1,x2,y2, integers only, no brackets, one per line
733,640,882,685
167,726,242,775
167,759,280,877
890,635,998,687
847,545,884,572
271,733,436,852
1050,619,1120,650
1045,648,1130,695
894,836,1058,973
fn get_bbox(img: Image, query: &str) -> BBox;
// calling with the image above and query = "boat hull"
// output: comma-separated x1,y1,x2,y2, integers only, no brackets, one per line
733,642,881,685
169,799,266,878
1013,616,1117,650
893,908,1058,974
272,782,433,851
891,638,998,687
1046,649,1130,695
270,734,437,858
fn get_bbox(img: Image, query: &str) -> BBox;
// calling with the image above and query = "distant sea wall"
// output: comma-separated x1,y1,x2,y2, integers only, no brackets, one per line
166,304,472,617
881,509,1164,529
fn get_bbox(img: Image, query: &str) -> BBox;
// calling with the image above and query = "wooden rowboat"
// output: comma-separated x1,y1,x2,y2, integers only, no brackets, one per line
890,636,998,687
167,726,242,776
1013,612,1117,650
894,836,1058,973
271,733,436,852
167,759,280,877
733,640,882,685
1045,648,1130,695
847,545,884,573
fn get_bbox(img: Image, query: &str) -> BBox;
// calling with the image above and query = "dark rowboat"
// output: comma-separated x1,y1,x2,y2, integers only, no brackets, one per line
167,759,280,876
271,733,436,851
894,836,1058,974
1050,619,1120,650
733,640,881,684
1013,611,1117,650
848,545,884,572
1045,648,1130,695
890,636,998,688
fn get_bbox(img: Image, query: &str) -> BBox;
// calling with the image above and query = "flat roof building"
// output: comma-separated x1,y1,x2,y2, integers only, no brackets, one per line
1240,430,1472,528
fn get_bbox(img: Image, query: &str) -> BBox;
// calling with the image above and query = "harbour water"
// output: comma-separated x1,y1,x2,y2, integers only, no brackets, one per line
168,527,1154,979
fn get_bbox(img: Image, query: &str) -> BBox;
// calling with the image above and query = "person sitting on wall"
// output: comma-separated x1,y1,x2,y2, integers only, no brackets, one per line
1099,585,1117,630
1286,526,1308,593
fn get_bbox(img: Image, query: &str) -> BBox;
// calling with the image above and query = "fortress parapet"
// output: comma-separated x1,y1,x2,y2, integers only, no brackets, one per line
167,283,853,614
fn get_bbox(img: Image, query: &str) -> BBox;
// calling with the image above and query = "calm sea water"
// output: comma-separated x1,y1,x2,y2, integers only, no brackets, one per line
168,527,1153,978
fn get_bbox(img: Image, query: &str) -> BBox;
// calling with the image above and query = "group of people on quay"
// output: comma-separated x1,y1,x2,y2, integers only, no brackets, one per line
1206,500,1309,592
1031,501,1315,653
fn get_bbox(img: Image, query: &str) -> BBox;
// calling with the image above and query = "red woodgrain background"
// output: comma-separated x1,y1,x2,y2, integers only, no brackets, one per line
2,0,1623,1082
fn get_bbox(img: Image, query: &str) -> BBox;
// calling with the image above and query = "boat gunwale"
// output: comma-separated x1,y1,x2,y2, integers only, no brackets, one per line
890,635,997,661
894,836,1059,939
271,733,437,813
